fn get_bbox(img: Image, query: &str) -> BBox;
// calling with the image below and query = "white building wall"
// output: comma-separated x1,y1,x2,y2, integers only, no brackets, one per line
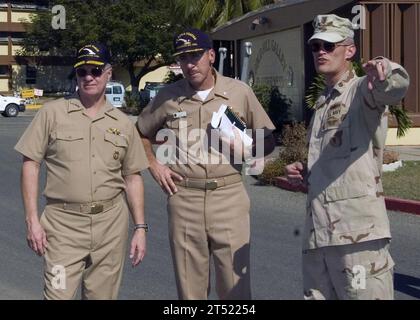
241,27,304,122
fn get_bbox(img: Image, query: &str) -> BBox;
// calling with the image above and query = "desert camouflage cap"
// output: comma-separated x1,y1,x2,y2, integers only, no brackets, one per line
308,14,354,43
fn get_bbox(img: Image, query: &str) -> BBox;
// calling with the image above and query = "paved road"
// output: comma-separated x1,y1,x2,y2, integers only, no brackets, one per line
0,110,419,300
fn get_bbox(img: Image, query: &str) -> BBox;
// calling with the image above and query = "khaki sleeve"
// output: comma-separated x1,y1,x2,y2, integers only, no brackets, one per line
360,57,410,110
359,57,410,131
137,97,168,138
14,106,51,163
245,85,276,136
122,122,149,176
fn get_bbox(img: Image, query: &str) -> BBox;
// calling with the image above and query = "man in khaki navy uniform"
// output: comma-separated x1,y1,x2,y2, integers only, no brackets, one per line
286,15,409,300
137,29,275,299
15,43,149,300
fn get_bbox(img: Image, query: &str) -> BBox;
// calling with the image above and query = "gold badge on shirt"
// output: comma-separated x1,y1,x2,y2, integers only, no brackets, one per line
113,151,120,160
107,127,121,135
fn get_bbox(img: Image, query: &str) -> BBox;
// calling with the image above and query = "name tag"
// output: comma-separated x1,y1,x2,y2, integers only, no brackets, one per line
172,111,187,119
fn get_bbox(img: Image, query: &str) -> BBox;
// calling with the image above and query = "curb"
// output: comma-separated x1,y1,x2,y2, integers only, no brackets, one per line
273,176,420,216
385,197,420,215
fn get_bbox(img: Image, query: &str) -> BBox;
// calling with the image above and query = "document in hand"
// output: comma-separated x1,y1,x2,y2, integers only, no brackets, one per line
211,104,253,147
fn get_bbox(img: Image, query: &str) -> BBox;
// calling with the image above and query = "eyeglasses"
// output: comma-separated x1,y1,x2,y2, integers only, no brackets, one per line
175,51,206,64
310,41,347,53
76,66,107,78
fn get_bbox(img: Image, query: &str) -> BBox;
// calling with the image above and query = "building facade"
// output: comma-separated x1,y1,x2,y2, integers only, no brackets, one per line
0,1,75,95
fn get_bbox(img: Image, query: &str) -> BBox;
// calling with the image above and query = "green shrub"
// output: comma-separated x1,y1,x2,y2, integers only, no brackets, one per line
164,71,184,84
279,122,308,165
122,91,143,115
258,122,308,184
258,158,286,185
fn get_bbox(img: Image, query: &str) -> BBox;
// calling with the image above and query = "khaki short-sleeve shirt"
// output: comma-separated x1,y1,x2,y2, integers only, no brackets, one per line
15,94,149,203
137,70,275,179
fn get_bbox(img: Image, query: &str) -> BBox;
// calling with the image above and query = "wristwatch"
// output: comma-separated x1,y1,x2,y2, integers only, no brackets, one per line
134,223,149,232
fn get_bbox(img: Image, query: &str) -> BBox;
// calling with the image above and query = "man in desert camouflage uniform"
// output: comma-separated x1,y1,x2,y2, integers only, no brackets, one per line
286,14,409,299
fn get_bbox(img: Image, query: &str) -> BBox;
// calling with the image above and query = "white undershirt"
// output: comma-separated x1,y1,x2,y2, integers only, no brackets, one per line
196,87,214,101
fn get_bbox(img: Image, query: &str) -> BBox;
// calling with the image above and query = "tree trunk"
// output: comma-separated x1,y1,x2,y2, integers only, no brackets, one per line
128,62,139,96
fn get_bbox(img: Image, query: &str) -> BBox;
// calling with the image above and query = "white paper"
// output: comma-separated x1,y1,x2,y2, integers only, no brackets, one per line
211,104,253,147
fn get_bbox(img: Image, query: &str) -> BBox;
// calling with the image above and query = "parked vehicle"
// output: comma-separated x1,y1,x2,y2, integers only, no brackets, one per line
105,81,125,108
0,94,26,117
139,82,166,104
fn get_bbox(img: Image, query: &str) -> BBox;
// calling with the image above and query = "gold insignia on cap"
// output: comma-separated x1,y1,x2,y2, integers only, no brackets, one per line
113,151,120,160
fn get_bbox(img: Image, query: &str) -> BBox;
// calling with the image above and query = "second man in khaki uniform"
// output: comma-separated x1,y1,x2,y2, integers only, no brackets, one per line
137,29,275,299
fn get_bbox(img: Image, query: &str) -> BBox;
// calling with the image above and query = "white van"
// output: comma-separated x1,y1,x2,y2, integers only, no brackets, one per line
0,94,26,117
105,81,125,108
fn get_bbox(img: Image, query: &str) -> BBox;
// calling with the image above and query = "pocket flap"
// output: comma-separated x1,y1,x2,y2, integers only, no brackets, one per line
326,183,369,202
350,250,394,279
56,130,84,141
165,116,191,129
104,132,128,147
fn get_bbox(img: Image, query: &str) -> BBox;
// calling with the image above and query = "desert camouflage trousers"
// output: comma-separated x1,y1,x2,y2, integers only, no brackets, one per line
303,239,394,300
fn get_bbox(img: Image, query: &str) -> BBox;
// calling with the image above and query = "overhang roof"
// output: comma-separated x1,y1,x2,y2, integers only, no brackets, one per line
211,0,355,40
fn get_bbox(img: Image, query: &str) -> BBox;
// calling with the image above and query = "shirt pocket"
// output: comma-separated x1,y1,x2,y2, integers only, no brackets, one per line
164,116,193,148
165,116,192,130
325,183,369,202
320,123,351,160
103,132,129,164
55,130,84,161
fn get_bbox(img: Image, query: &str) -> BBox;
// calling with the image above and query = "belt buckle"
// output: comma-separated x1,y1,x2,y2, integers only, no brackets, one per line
90,203,104,214
206,180,218,190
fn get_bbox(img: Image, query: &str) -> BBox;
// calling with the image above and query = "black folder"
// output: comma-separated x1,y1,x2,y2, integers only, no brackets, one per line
224,106,247,131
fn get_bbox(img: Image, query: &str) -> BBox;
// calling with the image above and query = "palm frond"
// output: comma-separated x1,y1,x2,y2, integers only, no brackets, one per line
389,105,413,138
305,73,325,109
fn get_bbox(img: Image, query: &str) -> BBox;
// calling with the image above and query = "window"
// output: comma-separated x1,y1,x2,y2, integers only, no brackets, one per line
0,65,9,76
26,65,37,84
105,87,112,94
113,86,122,94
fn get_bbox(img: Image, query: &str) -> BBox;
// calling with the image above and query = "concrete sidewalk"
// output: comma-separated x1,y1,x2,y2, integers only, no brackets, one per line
385,146,420,161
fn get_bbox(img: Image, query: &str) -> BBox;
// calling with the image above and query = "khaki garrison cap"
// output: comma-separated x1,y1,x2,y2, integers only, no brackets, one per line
308,14,354,43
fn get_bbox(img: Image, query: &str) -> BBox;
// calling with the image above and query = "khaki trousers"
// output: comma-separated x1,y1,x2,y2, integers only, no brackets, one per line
40,196,129,300
167,181,251,300
303,239,394,300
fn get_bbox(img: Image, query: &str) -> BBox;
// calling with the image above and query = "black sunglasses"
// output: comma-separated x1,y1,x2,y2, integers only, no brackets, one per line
310,41,338,53
76,66,106,78
175,50,206,63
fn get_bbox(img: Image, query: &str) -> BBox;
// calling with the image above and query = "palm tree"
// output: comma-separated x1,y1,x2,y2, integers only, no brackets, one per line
170,0,275,31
